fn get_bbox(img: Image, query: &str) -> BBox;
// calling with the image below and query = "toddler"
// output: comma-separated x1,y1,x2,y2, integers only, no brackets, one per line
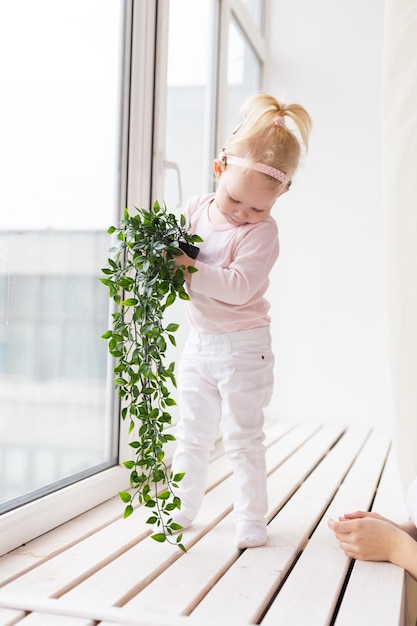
171,92,312,549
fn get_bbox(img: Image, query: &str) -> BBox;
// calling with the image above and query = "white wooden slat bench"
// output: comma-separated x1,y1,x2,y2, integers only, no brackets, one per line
0,421,413,626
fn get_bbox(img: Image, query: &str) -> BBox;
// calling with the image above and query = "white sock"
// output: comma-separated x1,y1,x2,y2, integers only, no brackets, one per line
235,522,267,549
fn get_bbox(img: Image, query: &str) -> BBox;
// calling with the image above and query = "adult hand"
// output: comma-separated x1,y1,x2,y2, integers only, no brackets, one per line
328,513,401,562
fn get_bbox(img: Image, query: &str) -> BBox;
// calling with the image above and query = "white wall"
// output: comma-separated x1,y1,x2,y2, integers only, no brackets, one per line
264,0,390,428
383,0,417,488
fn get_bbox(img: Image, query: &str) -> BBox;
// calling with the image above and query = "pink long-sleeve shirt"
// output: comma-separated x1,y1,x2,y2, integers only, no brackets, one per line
183,193,279,334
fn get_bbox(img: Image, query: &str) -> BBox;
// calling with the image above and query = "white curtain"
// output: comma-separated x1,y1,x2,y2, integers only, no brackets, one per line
383,0,417,492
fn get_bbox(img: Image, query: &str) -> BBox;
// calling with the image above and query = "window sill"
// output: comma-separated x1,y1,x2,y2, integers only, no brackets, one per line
0,422,410,626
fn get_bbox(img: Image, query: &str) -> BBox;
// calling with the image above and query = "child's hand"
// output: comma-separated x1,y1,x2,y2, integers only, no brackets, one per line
174,252,196,282
174,251,193,267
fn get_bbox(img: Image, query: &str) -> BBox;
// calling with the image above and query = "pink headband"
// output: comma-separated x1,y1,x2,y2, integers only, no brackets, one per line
219,150,287,183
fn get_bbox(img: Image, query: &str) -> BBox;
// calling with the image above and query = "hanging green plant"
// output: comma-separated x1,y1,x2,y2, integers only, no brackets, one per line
100,200,202,552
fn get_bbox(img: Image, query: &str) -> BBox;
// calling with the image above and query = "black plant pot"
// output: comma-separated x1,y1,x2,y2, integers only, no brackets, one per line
178,240,200,259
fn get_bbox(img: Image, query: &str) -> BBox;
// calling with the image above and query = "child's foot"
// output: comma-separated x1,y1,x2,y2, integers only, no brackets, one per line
171,512,193,531
235,522,267,549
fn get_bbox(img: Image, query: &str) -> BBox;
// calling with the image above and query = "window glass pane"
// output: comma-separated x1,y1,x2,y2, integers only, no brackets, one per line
226,16,262,136
0,0,124,512
157,0,217,424
164,0,216,210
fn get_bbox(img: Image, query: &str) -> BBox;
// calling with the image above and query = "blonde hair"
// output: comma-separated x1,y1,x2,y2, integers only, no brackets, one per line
223,92,312,188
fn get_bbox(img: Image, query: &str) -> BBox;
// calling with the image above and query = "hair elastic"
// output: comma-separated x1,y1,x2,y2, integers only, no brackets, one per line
274,115,286,126
219,150,287,183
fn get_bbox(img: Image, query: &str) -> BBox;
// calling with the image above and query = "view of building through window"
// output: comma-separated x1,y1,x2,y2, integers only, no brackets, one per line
0,0,125,511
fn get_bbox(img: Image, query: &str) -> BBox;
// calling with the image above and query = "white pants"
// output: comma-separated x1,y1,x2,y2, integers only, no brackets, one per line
171,326,274,525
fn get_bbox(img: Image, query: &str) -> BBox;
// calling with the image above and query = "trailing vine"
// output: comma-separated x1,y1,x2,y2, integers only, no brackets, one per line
100,201,202,551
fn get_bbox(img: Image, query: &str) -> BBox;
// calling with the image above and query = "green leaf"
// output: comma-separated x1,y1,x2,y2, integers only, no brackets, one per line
151,533,167,543
123,505,134,518
117,277,134,289
164,397,176,406
165,292,176,307
119,491,132,503
156,335,166,351
177,540,187,553
163,433,176,441
138,424,148,437
152,469,165,482
166,323,179,332
99,277,113,288
121,298,138,306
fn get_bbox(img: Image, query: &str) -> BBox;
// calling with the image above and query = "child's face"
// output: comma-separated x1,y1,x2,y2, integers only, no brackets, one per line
213,160,287,226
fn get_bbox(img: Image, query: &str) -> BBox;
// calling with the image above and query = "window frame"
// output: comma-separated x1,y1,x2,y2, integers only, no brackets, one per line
216,0,267,152
0,0,268,557
0,0,158,557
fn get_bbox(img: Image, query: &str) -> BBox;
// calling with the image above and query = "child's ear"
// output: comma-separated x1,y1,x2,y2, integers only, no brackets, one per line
276,184,291,199
213,159,223,179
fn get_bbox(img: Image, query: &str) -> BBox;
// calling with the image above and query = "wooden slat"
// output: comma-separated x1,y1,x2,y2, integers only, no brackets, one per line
261,429,391,626
0,593,239,626
0,495,126,585
0,505,153,626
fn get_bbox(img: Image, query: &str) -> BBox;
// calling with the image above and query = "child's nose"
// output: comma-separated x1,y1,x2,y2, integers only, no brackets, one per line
234,206,246,218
